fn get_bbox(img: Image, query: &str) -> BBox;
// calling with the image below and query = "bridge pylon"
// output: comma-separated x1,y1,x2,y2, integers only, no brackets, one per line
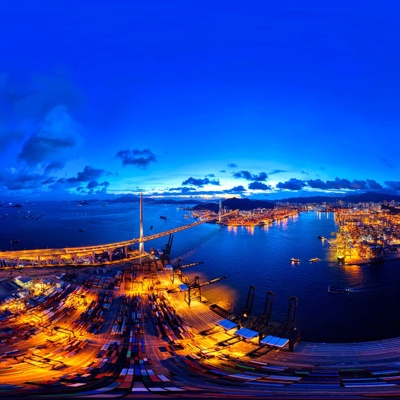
139,193,144,255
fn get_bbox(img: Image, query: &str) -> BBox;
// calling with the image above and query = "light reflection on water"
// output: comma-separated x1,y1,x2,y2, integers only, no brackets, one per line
2,202,400,343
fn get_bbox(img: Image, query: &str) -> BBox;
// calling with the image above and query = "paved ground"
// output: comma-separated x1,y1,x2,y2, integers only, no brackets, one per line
2,261,400,398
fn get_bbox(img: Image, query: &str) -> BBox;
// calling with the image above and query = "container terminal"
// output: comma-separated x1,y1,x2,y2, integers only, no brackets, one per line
1,245,400,398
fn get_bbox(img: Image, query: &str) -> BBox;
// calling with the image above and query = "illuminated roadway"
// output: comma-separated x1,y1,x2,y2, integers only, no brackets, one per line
0,210,238,262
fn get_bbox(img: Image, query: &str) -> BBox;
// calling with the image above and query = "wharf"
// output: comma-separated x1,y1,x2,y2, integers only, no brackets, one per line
3,258,400,398
149,263,400,398
156,264,400,368
345,252,400,266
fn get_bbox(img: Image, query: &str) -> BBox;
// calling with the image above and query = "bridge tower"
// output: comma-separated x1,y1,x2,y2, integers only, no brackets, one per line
218,199,222,223
139,193,144,254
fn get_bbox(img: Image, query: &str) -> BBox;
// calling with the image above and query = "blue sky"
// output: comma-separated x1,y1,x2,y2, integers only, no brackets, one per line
1,1,400,201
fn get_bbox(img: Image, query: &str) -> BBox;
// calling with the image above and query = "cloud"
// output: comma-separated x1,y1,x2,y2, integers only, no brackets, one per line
0,167,45,193
228,163,237,168
307,178,353,190
87,180,109,192
0,161,110,200
47,166,108,194
384,181,400,190
0,73,81,154
152,186,246,199
327,178,353,189
41,177,56,185
248,182,272,190
269,169,286,175
168,187,196,193
276,178,305,190
307,179,327,189
18,105,83,166
6,172,46,191
182,177,220,187
233,170,268,181
225,185,247,193
67,166,106,183
87,180,99,189
44,161,65,173
116,148,157,169
366,179,383,190
307,178,384,191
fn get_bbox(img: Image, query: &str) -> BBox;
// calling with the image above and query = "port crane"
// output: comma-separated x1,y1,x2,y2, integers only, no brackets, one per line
159,234,174,264
170,258,204,283
275,296,298,338
168,274,227,306
248,295,299,357
184,275,228,306
231,285,256,324
251,290,275,333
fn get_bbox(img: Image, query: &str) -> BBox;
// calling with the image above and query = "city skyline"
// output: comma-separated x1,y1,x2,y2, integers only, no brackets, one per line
1,1,400,201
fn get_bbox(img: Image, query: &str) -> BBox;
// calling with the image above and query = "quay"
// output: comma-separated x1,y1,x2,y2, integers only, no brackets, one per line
1,258,400,398
1,198,400,397
345,252,400,265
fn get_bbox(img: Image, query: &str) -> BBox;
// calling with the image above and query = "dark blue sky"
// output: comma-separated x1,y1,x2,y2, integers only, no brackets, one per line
1,1,400,200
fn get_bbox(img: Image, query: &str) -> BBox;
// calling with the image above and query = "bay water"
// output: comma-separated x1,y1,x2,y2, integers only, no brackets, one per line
1,200,400,343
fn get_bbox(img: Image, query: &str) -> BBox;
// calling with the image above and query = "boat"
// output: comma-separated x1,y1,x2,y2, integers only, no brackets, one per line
317,235,324,240
290,258,300,263
160,216,167,220
328,286,350,293
309,257,320,262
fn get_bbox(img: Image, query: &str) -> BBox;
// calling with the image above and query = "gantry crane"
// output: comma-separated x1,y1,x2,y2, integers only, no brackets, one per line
170,258,204,283
184,275,227,306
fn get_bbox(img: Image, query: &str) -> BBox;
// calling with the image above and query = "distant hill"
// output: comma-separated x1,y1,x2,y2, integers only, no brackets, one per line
108,194,141,203
342,191,400,203
151,199,203,205
107,191,400,207
109,195,204,205
193,197,274,212
191,192,400,211
277,191,400,204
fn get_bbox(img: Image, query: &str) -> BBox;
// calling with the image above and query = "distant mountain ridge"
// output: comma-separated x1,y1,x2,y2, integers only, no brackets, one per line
276,191,400,204
192,197,274,212
192,192,400,211
108,191,400,209
109,194,203,205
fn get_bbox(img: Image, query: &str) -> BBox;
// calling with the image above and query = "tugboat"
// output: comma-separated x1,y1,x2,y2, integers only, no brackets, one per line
328,286,350,293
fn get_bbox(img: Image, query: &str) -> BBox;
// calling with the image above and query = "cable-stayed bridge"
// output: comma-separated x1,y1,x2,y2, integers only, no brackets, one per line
0,209,237,267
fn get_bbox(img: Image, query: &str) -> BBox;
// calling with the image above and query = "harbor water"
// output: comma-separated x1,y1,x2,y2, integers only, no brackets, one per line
2,200,400,343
